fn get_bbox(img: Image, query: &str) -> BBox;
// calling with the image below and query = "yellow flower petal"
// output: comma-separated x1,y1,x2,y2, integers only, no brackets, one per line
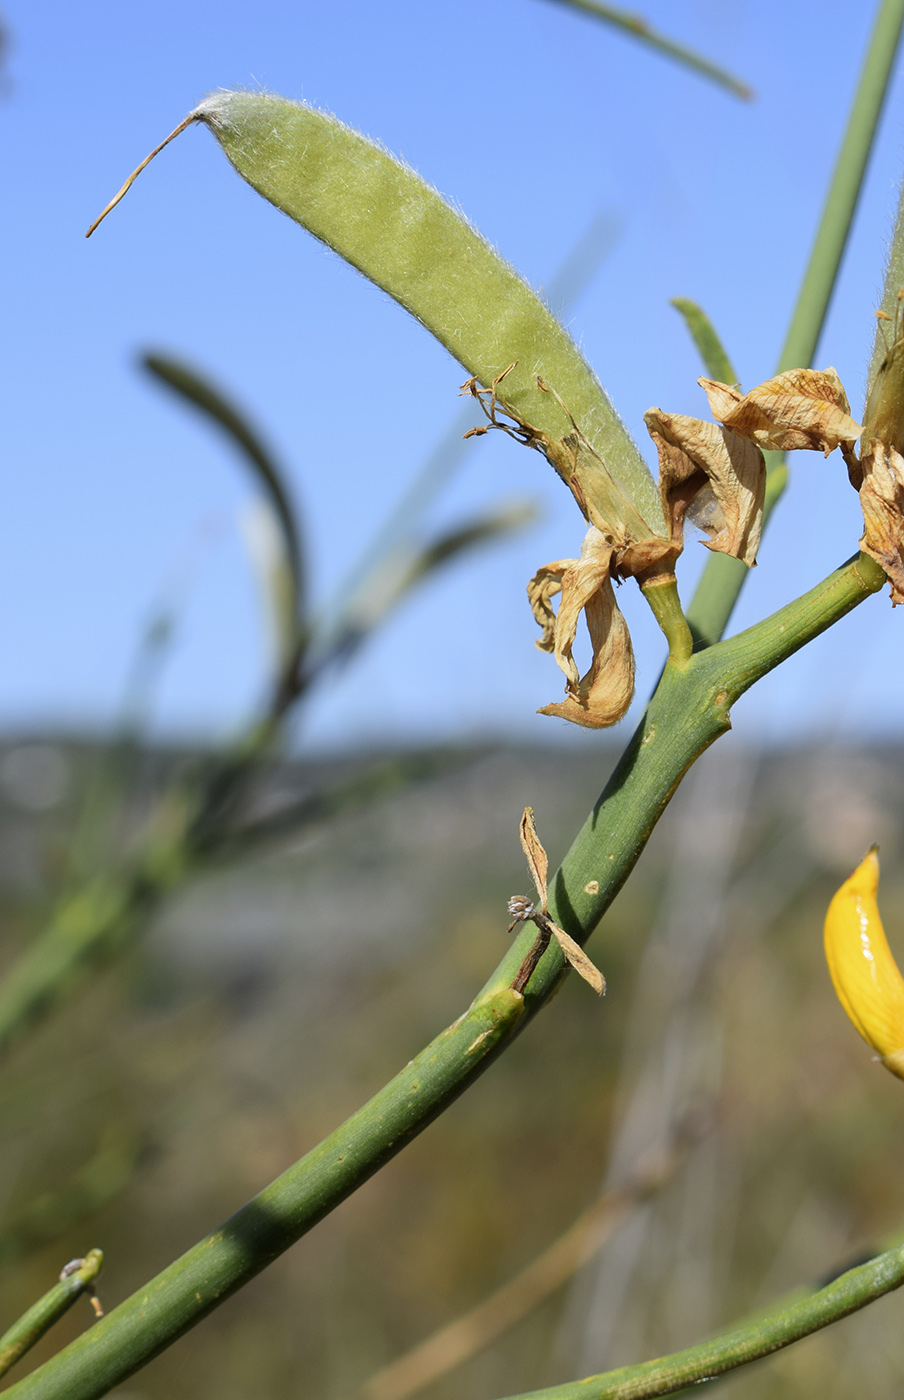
824,847,904,1078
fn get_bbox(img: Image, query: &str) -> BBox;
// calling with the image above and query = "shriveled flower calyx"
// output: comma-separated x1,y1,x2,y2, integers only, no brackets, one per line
463,368,675,580
465,369,772,729
856,441,904,604
643,410,765,567
854,319,904,603
699,367,861,459
528,527,635,729
464,367,671,730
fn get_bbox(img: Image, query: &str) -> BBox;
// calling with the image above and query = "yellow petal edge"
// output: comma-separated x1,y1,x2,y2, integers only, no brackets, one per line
824,847,904,1080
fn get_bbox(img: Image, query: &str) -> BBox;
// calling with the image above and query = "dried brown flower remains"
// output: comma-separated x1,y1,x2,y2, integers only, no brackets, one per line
466,360,892,728
509,808,605,995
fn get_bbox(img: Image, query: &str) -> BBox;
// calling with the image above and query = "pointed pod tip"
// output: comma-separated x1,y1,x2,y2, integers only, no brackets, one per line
850,844,880,896
85,112,200,238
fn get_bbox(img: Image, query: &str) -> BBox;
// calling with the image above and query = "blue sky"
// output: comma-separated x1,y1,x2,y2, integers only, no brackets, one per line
3,0,904,752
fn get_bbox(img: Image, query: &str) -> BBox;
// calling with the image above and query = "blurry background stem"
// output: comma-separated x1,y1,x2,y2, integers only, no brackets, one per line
0,1253,103,1383
539,0,753,100
0,210,618,1062
355,1124,700,1400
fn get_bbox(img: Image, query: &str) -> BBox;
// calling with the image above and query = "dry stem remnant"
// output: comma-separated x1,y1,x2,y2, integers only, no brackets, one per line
507,808,605,996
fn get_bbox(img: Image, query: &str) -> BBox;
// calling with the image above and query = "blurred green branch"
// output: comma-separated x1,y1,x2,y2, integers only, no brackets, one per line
498,1238,904,1400
539,0,753,100
0,1252,103,1383
357,1119,702,1400
0,185,623,1061
0,1131,142,1266
0,361,532,1056
669,300,737,386
141,352,307,685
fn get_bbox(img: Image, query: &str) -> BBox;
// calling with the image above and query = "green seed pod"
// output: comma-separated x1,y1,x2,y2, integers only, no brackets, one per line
865,173,904,454
185,92,664,536
863,321,904,455
87,91,667,537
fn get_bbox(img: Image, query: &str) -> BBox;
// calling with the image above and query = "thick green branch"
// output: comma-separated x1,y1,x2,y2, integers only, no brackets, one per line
499,1239,904,1400
3,551,884,1400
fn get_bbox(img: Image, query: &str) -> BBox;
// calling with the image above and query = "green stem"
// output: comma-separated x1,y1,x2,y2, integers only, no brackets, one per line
669,300,738,384
0,710,291,1057
540,0,753,99
3,552,884,1400
0,825,191,1058
639,575,693,666
778,0,904,375
499,1238,904,1400
686,0,904,649
0,1253,103,1381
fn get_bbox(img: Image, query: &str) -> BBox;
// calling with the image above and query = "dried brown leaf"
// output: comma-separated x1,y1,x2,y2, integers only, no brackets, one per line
699,367,861,455
547,920,606,995
519,807,549,912
859,440,904,604
644,410,765,567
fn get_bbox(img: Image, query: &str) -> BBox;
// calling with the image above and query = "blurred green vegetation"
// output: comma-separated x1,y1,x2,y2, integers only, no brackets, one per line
0,732,903,1397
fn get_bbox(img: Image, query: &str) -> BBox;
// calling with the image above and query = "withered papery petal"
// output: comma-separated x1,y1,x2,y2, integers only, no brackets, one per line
537,582,634,729
528,528,612,687
539,601,634,733
546,920,606,995
644,409,765,567
529,527,635,728
859,439,904,605
698,379,743,424
519,806,549,911
528,562,570,655
699,367,861,456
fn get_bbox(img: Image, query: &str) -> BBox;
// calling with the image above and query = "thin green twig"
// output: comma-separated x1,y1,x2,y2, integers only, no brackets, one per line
498,1238,904,1400
141,354,304,613
669,299,737,385
142,353,305,679
540,0,752,99
0,1252,103,1382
